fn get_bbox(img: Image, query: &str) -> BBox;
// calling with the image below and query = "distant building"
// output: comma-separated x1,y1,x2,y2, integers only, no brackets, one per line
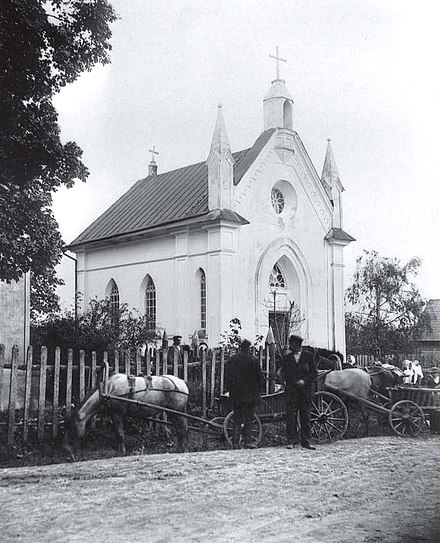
0,274,30,361
67,64,354,355
413,299,440,365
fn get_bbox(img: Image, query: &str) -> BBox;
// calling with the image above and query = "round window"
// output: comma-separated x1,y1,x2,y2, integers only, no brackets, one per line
271,188,285,214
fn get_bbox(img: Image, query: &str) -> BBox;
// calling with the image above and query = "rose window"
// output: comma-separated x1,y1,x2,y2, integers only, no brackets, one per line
271,188,285,214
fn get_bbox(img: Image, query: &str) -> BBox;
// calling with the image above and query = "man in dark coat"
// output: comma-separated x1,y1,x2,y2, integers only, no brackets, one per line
167,335,183,367
279,334,318,450
224,339,265,449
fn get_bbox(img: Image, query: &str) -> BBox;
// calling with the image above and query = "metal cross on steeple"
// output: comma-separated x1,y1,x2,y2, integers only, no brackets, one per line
269,46,287,80
149,145,159,163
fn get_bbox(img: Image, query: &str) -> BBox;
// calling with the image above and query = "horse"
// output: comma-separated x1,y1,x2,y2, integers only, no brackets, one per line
323,367,376,435
365,365,403,396
65,364,189,457
303,346,344,371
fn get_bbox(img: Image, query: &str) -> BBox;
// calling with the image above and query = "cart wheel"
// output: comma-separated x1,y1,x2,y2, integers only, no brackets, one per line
203,417,229,450
311,391,348,443
223,411,263,448
389,400,425,437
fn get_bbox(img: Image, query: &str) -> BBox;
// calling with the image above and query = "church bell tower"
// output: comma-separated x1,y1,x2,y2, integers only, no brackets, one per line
263,46,294,130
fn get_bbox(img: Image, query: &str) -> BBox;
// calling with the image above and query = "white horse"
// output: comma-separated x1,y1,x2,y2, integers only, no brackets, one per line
66,365,189,456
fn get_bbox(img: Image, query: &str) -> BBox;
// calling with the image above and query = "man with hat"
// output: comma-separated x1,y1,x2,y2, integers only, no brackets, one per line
167,335,183,367
224,339,265,449
278,334,318,450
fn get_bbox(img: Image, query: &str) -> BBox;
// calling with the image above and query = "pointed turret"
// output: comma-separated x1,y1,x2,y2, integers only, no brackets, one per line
321,139,344,228
207,105,235,210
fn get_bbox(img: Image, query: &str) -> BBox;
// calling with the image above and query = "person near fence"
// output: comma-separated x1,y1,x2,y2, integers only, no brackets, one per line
167,335,183,367
278,334,318,450
224,339,264,449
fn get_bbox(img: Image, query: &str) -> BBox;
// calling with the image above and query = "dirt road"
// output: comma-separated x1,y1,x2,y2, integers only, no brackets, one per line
0,435,439,542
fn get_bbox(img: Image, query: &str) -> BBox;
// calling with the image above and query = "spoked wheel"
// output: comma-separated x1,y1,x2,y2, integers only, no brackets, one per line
389,400,426,437
311,391,348,444
203,417,229,450
223,411,263,448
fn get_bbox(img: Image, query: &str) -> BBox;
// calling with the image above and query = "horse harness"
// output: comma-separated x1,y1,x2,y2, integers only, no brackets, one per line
123,374,189,399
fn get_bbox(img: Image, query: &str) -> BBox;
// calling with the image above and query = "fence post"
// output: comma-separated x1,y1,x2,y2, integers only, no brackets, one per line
23,345,33,442
37,346,47,442
66,349,73,418
135,348,142,376
201,349,207,417
114,350,120,373
0,344,5,411
145,349,151,377
90,351,98,430
173,348,179,377
162,351,168,375
79,350,85,401
183,350,188,383
124,349,130,375
7,345,19,446
155,349,160,376
52,346,61,439
210,349,216,411
220,349,225,395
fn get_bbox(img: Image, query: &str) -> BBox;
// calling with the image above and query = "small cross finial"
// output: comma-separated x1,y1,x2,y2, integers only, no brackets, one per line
269,46,287,80
149,145,159,163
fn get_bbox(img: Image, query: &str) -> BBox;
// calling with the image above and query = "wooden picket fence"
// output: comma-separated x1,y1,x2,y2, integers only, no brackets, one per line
355,353,439,368
0,344,276,446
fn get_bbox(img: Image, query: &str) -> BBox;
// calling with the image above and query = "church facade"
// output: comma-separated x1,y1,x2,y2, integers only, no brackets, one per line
68,73,354,355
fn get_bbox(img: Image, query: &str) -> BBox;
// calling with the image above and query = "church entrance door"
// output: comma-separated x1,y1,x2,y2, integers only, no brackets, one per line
269,311,289,356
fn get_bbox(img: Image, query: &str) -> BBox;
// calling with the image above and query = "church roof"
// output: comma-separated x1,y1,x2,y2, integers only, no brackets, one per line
68,129,276,249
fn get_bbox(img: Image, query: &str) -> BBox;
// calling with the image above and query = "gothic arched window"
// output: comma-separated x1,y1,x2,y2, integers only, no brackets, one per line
105,280,120,326
269,264,286,289
145,278,156,330
200,269,206,330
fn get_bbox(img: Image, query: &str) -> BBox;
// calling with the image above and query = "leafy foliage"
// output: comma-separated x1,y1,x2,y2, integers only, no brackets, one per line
345,250,429,357
219,318,243,351
0,0,117,311
31,297,161,353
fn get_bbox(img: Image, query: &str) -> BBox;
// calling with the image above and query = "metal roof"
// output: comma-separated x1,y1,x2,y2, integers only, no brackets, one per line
68,129,275,249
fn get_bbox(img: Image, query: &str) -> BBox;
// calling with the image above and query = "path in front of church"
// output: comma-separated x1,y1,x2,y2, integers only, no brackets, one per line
1,435,438,542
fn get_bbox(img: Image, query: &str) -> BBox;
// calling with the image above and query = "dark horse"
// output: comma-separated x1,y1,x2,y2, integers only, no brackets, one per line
303,346,344,371
65,363,189,457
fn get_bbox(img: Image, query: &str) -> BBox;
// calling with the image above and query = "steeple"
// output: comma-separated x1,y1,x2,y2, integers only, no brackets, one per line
207,105,235,210
264,46,293,130
321,139,344,227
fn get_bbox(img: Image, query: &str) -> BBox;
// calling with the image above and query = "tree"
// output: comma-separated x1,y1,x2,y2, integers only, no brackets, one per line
345,250,429,357
0,0,117,312
31,298,161,354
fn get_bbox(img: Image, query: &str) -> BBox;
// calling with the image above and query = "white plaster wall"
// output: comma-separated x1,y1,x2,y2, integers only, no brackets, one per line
75,130,346,351
233,131,334,349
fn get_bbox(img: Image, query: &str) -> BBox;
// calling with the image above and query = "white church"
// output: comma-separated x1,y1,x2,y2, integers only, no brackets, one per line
67,54,354,355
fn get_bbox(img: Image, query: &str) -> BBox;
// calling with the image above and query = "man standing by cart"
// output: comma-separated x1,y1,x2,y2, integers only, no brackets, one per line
279,334,318,450
224,339,264,449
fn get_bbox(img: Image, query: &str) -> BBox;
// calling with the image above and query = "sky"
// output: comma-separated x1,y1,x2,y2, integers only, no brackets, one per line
52,0,440,311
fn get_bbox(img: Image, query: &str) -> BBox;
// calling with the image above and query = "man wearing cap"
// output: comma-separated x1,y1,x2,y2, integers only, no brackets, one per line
167,335,183,367
278,334,318,450
224,339,265,449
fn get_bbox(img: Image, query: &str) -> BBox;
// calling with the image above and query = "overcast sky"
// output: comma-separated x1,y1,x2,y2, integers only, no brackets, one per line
52,0,440,310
